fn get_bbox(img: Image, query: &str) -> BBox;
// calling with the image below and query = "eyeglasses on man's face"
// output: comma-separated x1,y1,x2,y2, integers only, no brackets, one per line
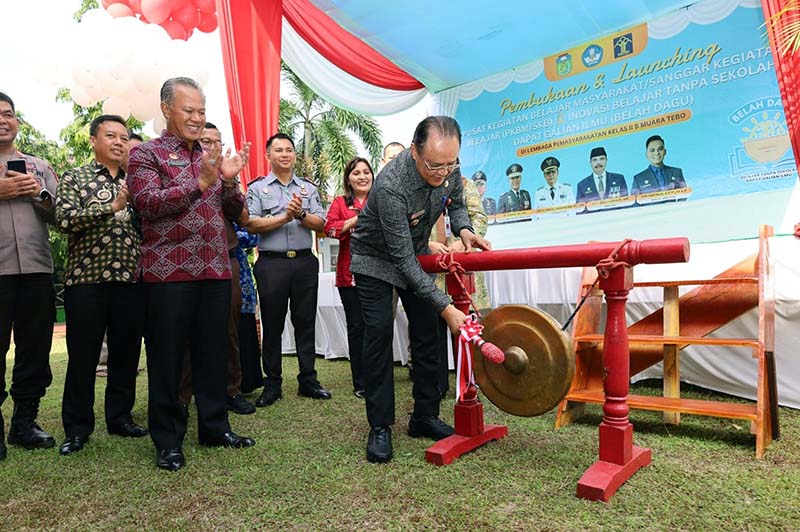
199,138,223,148
422,158,460,174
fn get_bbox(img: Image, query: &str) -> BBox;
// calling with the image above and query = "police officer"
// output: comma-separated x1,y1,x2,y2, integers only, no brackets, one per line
534,156,575,209
246,133,331,407
472,170,496,216
497,163,531,213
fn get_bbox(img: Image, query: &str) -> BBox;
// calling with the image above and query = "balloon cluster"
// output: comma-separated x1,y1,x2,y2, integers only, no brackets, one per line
102,0,218,40
57,9,210,134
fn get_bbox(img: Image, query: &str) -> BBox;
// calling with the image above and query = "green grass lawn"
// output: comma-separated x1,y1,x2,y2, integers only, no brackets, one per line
1,340,799,531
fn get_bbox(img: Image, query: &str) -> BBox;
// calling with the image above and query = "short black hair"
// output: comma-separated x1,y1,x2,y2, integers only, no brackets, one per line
382,141,405,158
266,132,295,151
645,134,664,148
89,115,127,137
128,131,144,142
412,116,461,152
204,122,218,130
0,92,15,113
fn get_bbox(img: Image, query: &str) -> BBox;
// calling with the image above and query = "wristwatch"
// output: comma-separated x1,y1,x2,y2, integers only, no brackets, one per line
297,210,307,221
36,189,51,202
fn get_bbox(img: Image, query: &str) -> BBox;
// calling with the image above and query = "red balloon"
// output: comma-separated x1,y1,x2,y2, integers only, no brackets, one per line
161,18,189,40
192,0,216,14
107,3,135,18
197,11,217,33
129,0,142,13
172,4,201,30
141,0,173,25
139,13,149,23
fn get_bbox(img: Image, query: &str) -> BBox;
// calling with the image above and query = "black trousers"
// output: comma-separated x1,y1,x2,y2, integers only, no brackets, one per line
238,313,262,394
437,318,450,396
254,254,319,388
62,282,144,438
0,273,54,407
338,286,365,392
355,273,440,428
145,280,231,450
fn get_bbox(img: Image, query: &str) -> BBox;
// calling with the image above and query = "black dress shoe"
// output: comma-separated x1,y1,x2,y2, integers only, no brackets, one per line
408,414,455,441
59,435,89,456
8,421,55,450
108,422,149,438
156,448,185,471
199,431,256,448
298,381,332,400
227,394,256,415
366,426,392,463
255,387,282,407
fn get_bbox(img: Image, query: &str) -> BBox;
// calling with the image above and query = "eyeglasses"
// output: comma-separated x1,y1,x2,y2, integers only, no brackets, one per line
422,158,460,174
199,138,224,147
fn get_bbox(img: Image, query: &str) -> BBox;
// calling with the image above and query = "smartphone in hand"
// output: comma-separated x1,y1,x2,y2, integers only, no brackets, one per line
5,159,27,176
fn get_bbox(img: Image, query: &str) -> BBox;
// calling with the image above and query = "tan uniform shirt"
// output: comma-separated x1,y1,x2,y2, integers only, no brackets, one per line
0,151,58,275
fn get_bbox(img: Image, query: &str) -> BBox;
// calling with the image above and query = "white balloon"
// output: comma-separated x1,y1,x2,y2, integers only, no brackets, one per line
84,83,105,105
102,96,131,118
71,86,94,108
130,92,158,122
151,113,167,136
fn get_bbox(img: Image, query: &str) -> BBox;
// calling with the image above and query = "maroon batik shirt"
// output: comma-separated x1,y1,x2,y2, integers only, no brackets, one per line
127,130,244,283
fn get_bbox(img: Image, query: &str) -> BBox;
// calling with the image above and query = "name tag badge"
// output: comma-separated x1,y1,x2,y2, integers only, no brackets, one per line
168,159,189,167
444,214,452,238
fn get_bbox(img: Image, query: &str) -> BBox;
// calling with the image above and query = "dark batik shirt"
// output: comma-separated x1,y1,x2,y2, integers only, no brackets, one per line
350,149,473,313
55,160,140,286
127,130,244,283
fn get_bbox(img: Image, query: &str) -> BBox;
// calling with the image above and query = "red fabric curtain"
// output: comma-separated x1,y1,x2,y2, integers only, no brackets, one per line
216,0,282,184
282,0,423,90
762,0,800,169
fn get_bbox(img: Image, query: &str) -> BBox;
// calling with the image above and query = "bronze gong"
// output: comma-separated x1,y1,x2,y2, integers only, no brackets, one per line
474,305,575,417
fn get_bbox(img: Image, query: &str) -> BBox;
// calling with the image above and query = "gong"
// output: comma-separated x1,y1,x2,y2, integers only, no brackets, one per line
474,305,575,417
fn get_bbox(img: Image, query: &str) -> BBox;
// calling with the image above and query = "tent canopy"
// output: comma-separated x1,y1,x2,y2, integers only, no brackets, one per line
311,0,693,92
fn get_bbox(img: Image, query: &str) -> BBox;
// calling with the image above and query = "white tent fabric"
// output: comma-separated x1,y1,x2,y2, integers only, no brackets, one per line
281,236,800,409
281,18,428,115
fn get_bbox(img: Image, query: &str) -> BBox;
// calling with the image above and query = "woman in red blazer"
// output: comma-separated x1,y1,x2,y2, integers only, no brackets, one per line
324,157,374,398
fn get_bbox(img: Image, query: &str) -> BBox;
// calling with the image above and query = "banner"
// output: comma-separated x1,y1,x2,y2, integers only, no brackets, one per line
446,1,797,248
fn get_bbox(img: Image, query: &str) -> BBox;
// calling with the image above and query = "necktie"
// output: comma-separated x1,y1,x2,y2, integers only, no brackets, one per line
597,177,604,197
549,187,555,199
655,167,665,188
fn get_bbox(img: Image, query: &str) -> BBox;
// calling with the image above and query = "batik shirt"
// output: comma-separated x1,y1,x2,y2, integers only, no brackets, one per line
127,130,244,282
55,160,140,286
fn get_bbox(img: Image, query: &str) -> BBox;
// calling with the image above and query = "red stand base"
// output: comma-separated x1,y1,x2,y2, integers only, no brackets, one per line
576,445,652,502
425,399,507,466
425,424,508,466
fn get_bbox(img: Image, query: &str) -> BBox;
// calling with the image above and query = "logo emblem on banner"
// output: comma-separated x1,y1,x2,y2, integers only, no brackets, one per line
582,45,603,67
727,97,794,179
556,53,572,76
613,33,634,58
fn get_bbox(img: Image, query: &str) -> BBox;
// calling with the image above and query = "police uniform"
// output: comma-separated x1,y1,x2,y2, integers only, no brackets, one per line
246,173,325,393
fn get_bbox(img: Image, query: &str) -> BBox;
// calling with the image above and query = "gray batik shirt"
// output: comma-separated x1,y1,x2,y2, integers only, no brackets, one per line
350,149,473,313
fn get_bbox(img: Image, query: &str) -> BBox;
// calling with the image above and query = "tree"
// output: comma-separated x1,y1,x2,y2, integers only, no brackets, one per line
279,63,383,198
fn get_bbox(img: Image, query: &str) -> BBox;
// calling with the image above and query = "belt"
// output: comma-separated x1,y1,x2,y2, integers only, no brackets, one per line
260,249,312,259
228,249,237,258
